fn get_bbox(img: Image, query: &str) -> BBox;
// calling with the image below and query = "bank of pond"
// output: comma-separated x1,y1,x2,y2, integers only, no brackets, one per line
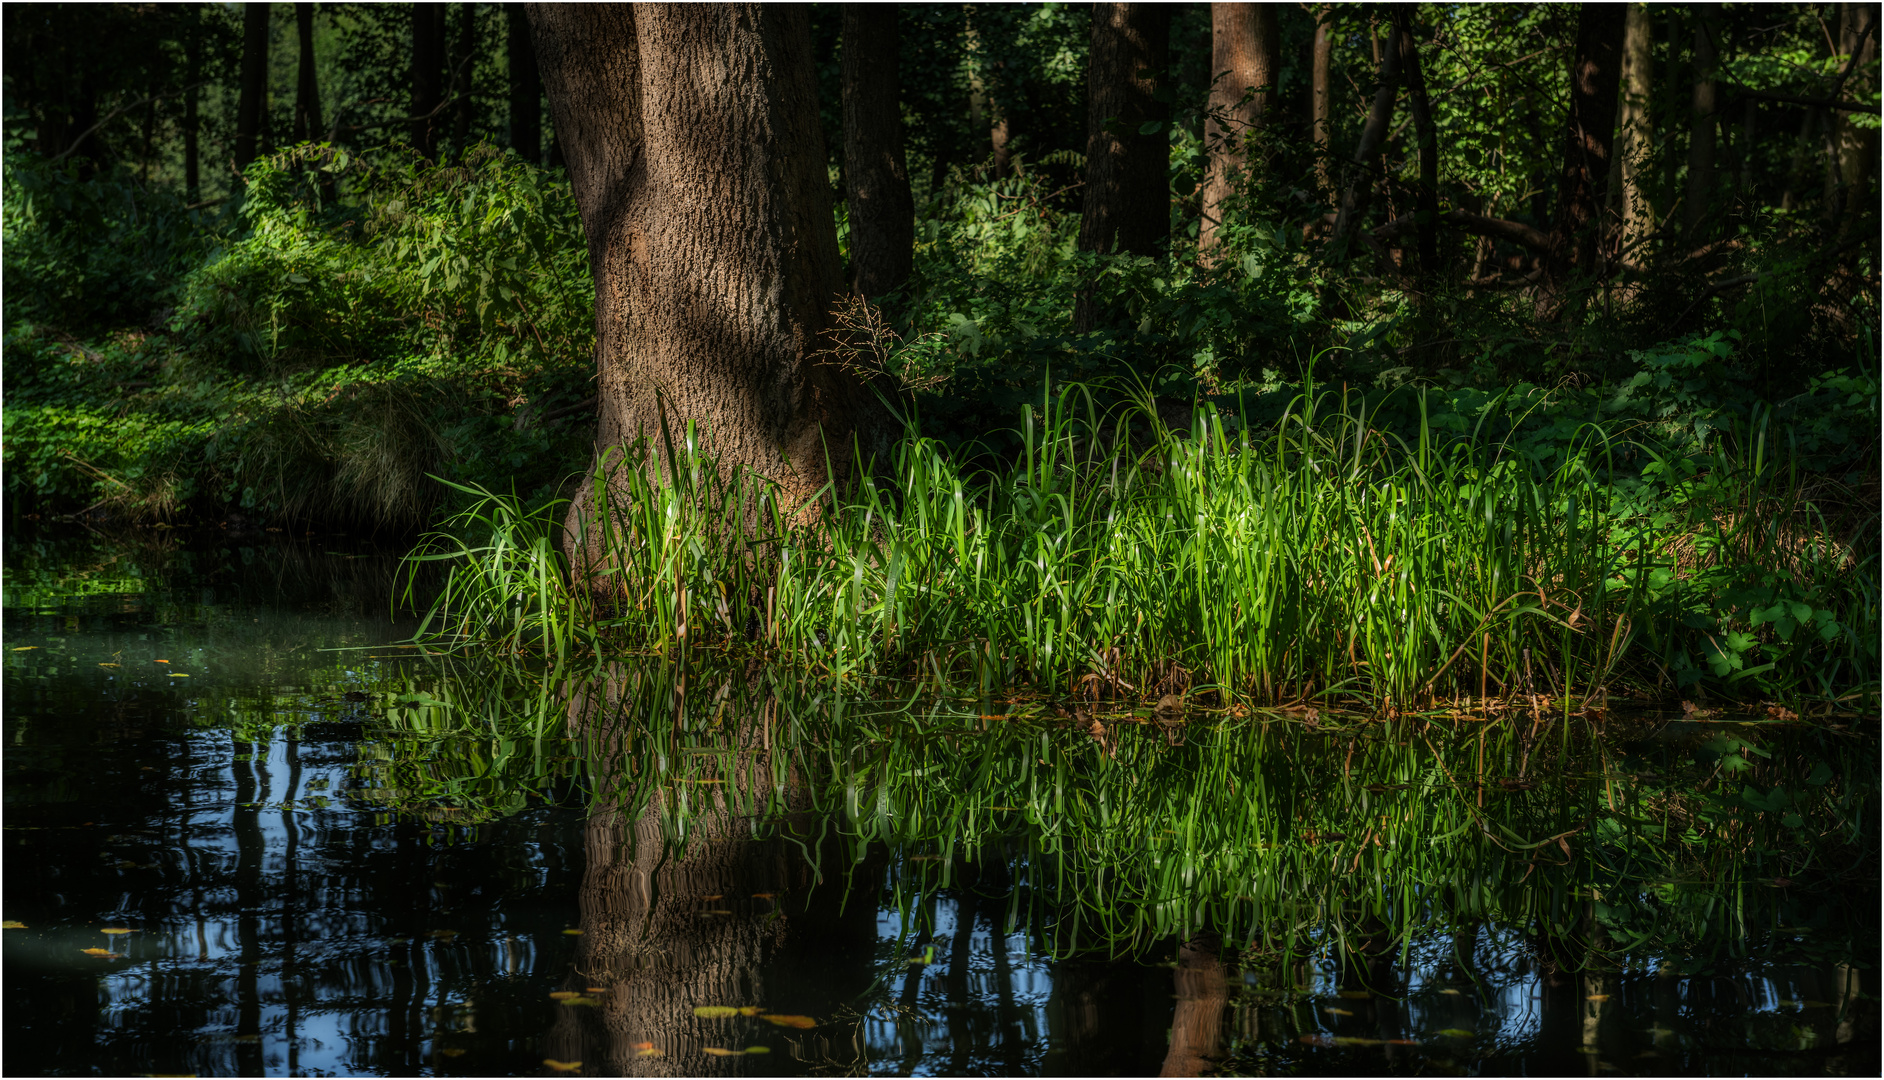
2,532,1876,1076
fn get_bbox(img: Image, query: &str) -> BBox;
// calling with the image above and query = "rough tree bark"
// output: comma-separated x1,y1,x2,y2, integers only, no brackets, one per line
1551,2,1626,274
531,4,886,581
1311,5,1333,199
410,3,445,158
1198,3,1280,260
234,2,270,171
1074,2,1172,332
292,3,322,144
1618,2,1654,256
506,4,541,163
842,4,916,301
1684,3,1722,241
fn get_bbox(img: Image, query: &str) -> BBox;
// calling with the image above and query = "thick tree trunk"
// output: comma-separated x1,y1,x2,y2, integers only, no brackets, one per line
1199,3,1280,260
1551,2,1626,274
1394,8,1439,280
506,4,542,163
1329,20,1402,256
1158,936,1229,1076
1618,2,1654,257
1830,2,1880,235
410,3,445,158
842,4,916,302
1684,3,1721,241
234,2,270,172
531,5,886,581
292,3,322,145
1311,5,1333,199
1074,2,1172,332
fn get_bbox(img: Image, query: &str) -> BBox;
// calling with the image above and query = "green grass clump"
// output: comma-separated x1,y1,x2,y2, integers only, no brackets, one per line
411,381,1875,706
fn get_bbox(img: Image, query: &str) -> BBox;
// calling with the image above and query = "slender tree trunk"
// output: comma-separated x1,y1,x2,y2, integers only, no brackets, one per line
411,3,445,158
1830,2,1879,235
506,4,541,163
1618,2,1654,258
1684,3,1721,241
1074,2,1172,332
531,4,886,581
452,2,474,156
292,3,322,144
1394,8,1439,280
1311,5,1334,200
1329,21,1402,255
1551,1,1627,275
234,2,270,172
1199,3,1280,260
185,32,202,201
842,4,916,302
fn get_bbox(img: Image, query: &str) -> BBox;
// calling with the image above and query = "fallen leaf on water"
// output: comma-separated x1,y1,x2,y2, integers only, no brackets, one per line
1437,988,1463,996
1297,1034,1334,1047
702,909,733,916
153,659,169,663
585,987,609,994
559,997,599,1006
1337,990,1371,999
1324,1007,1354,1016
632,1043,654,1051
745,1046,770,1054
1332,1036,1382,1047
1586,994,1610,1002
102,927,134,935
761,1015,817,1029
699,895,723,901
549,991,581,1001
702,1048,743,1057
752,893,775,900
635,1047,662,1058
437,1048,466,1057
1436,1028,1475,1039
542,1060,581,1072
2,921,25,929
692,1005,742,1019
1385,1039,1420,1047
99,663,119,669
168,673,191,678
561,929,582,935
81,948,122,957
428,930,457,939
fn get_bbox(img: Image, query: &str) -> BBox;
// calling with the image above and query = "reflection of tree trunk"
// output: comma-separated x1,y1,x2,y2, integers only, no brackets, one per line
1159,936,1228,1076
232,740,266,1076
557,695,881,1075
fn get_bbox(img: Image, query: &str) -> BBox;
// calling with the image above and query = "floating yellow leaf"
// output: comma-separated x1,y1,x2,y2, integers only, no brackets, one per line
702,1048,742,1057
702,909,733,916
549,991,580,1001
1586,993,1610,1002
1324,1007,1354,1016
1337,990,1372,999
153,659,169,663
99,663,119,669
1436,1028,1475,1039
632,1042,654,1051
437,1048,466,1057
1438,988,1464,995
561,928,582,935
585,987,609,994
634,1047,662,1058
168,673,191,678
102,927,134,935
752,893,775,900
761,1015,817,1029
745,1046,770,1054
12,647,37,651
1332,1036,1382,1047
2,920,25,929
1297,1033,1334,1047
699,895,723,901
81,948,121,957
692,1005,741,1019
1385,1039,1420,1046
542,1060,581,1072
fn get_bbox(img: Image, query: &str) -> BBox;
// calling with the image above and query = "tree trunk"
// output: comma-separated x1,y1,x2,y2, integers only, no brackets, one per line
531,4,886,581
842,4,916,303
1617,2,1654,258
1551,1,1626,274
1074,2,1172,332
1158,936,1229,1076
1198,3,1280,260
411,3,445,158
234,2,270,172
292,3,322,145
1393,8,1439,280
1684,3,1721,241
506,4,542,163
1311,6,1334,200
452,2,475,157
1329,20,1402,256
1830,2,1879,235
185,30,201,201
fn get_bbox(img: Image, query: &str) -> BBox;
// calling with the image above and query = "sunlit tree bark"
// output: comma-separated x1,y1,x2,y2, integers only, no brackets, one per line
1617,2,1654,258
1198,3,1279,260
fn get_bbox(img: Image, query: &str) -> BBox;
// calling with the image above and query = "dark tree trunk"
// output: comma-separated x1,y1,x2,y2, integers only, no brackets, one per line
1311,4,1333,199
1329,20,1402,255
292,3,322,144
1074,2,1172,332
506,3,541,163
1684,3,1721,241
234,2,270,172
452,2,474,156
410,3,445,158
1158,936,1229,1076
1394,8,1439,279
185,31,202,201
1551,1,1626,273
1829,2,1879,234
1199,3,1280,260
531,4,886,581
842,4,916,302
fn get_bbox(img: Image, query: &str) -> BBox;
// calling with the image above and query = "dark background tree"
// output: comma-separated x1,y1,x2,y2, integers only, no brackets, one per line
843,4,916,302
234,2,270,171
1075,2,1172,332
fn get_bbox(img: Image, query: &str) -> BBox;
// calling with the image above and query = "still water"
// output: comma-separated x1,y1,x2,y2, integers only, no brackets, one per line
4,532,1876,1076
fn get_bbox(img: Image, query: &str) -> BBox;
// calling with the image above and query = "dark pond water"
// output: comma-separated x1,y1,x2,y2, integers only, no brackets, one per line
4,532,1877,1076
